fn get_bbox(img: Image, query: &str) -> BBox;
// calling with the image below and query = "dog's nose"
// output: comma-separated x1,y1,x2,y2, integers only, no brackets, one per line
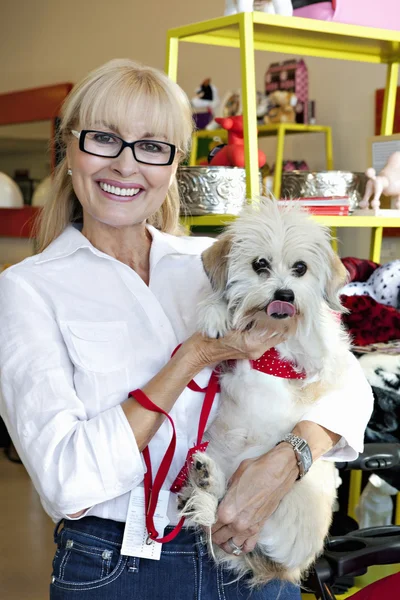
274,289,295,303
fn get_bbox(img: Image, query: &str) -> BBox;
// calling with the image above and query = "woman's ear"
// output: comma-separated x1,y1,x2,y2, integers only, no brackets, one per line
201,233,232,297
324,253,349,312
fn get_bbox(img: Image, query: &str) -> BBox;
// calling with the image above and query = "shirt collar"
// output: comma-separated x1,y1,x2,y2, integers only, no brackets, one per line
34,223,212,266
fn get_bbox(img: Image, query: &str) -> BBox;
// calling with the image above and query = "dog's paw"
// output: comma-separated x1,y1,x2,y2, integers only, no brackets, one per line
197,298,230,339
194,456,212,488
189,452,226,498
178,453,227,528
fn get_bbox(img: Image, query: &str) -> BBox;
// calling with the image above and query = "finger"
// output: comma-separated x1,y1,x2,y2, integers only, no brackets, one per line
211,520,225,535
219,534,248,555
242,533,258,553
212,524,236,546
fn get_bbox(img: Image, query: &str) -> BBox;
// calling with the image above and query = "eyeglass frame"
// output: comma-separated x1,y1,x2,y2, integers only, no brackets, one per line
71,130,177,166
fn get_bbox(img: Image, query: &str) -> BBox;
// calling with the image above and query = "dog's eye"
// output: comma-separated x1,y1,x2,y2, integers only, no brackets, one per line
292,261,307,277
252,258,270,274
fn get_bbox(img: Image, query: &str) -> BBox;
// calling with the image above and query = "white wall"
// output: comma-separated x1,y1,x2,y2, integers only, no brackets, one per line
1,0,399,261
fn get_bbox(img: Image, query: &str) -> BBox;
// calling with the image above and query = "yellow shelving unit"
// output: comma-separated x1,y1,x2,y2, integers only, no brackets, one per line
190,123,334,198
166,12,400,262
168,15,400,597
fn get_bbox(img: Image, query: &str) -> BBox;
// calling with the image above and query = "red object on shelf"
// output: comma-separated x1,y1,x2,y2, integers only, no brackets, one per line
375,87,400,136
0,206,41,238
278,196,350,215
209,116,266,168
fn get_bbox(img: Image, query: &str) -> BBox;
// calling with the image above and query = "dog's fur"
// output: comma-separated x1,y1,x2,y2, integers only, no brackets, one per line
179,200,350,587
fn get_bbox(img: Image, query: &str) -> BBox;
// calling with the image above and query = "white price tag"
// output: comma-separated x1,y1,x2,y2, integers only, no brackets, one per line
121,487,170,560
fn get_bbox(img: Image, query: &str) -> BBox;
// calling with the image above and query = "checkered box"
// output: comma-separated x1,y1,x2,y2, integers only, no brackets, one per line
264,59,309,124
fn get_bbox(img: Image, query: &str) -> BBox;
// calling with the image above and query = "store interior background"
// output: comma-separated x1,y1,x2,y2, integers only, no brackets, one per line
1,0,400,265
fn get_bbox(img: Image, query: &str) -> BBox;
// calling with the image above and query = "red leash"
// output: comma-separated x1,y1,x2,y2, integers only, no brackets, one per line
129,368,220,543
129,344,305,544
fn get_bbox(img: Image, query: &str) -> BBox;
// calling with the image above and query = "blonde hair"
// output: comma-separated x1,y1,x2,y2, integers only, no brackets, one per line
34,58,194,251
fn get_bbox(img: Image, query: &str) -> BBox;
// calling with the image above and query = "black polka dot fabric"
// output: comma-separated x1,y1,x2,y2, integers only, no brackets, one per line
340,259,400,309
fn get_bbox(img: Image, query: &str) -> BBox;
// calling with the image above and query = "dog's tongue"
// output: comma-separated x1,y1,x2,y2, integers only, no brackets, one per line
267,301,296,317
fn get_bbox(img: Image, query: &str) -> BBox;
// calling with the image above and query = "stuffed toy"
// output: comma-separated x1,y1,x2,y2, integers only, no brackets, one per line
340,259,400,309
225,0,293,16
263,90,297,124
191,78,220,130
208,115,267,168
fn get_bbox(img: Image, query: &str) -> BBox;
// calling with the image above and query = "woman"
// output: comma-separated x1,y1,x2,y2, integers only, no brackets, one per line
0,59,372,600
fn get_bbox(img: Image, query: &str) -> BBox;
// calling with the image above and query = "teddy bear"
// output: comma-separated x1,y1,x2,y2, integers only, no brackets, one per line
263,90,297,124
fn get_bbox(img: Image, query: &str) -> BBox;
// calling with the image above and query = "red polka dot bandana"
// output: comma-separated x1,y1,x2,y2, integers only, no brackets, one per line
250,347,306,379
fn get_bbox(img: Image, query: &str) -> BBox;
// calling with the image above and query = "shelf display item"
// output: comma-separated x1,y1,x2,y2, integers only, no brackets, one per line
191,78,220,130
224,0,293,16
14,169,35,205
278,196,350,216
293,0,400,31
263,90,298,124
256,90,269,123
204,89,242,132
265,59,309,124
341,259,400,309
208,115,266,168
32,175,52,207
177,166,249,216
0,172,24,208
339,257,400,346
281,170,366,211
360,151,400,211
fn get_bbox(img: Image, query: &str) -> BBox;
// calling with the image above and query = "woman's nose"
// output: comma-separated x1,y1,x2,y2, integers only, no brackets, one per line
111,146,140,177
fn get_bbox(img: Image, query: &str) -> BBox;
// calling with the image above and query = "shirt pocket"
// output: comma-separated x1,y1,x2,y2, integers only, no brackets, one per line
60,321,130,374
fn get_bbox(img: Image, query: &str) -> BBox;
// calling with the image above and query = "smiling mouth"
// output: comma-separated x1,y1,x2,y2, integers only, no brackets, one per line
98,181,143,197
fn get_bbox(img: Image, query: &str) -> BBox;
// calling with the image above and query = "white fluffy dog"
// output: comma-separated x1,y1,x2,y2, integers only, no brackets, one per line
179,200,350,586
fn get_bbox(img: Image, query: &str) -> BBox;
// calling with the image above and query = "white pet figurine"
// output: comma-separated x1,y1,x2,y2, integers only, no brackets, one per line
225,0,293,16
179,200,349,587
360,151,400,210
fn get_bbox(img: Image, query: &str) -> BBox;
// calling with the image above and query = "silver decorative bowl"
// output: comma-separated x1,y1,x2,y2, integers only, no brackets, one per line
281,171,368,212
177,166,261,216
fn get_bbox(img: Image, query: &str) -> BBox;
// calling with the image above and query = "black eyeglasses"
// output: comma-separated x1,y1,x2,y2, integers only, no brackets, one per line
71,130,176,166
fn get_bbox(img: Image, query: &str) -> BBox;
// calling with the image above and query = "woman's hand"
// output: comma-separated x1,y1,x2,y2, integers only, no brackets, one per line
185,327,288,371
211,421,340,555
211,444,298,554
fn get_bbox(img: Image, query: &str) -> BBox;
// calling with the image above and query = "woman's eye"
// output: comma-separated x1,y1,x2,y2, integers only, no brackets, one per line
93,133,118,145
138,142,166,154
252,258,270,274
292,261,307,277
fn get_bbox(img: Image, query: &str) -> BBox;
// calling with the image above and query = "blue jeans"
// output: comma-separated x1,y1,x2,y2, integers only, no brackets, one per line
50,516,301,600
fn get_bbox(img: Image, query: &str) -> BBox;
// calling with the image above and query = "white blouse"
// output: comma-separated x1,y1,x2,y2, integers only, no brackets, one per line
0,224,373,524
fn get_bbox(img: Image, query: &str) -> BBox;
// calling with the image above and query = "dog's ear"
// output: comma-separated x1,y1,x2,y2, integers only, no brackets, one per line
324,253,348,312
201,233,232,296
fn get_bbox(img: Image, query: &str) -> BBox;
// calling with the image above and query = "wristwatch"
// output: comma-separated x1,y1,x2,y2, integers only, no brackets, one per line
277,433,313,480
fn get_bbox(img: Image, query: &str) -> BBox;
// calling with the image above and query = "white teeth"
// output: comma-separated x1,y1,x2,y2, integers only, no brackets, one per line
99,182,141,196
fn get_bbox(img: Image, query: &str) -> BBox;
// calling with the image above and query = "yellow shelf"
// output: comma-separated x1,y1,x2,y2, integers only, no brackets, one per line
195,123,333,140
182,214,400,228
181,214,400,263
167,13,400,64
